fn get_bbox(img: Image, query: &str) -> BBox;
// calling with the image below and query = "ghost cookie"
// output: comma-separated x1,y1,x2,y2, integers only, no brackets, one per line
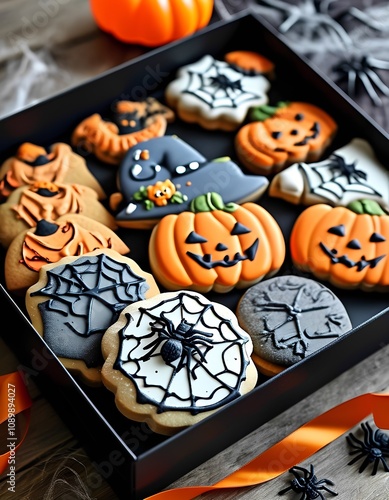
109,135,269,229
0,181,117,248
269,138,389,210
164,52,273,131
101,290,258,435
25,249,160,386
148,192,285,293
5,214,130,295
235,101,337,175
71,97,175,165
236,275,352,377
290,200,389,291
0,142,106,201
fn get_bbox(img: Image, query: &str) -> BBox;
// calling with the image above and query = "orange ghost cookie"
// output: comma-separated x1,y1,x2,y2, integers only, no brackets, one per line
235,101,337,175
71,97,175,165
5,213,130,295
149,192,285,293
290,199,389,292
0,181,117,248
25,249,160,386
0,142,105,201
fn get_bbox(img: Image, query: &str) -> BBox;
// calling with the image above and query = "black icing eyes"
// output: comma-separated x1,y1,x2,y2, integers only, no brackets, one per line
185,232,207,244
327,225,386,243
231,222,251,235
185,223,251,245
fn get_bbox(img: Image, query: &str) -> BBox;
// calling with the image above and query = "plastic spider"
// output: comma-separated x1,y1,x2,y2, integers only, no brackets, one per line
346,421,389,475
332,54,389,106
278,464,338,499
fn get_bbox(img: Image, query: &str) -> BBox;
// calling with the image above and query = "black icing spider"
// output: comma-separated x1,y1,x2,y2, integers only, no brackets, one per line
346,421,389,475
279,464,338,499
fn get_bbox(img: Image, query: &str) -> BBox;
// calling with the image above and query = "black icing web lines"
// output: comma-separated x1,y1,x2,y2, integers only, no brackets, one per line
184,58,265,109
116,292,249,414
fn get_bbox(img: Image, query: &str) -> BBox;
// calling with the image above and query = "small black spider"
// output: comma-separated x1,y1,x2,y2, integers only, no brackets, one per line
346,421,389,475
278,464,338,499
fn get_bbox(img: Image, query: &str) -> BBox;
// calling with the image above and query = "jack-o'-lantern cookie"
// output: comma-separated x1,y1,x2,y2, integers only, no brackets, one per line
0,181,117,248
0,142,105,201
71,97,175,165
290,200,389,291
5,214,130,295
165,52,273,131
269,138,389,210
110,135,269,229
26,249,160,386
235,101,337,175
237,275,352,377
149,192,285,293
101,290,258,435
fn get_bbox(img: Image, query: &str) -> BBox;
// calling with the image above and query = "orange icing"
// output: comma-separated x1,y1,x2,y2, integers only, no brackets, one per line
224,50,274,75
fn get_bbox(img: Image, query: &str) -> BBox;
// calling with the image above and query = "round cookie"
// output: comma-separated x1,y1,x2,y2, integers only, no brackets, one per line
5,214,130,295
101,290,258,435
269,137,389,210
148,192,285,293
0,181,117,248
290,200,389,292
25,249,160,386
236,275,352,377
110,135,269,229
0,142,106,201
164,53,272,131
71,97,175,165
235,101,337,175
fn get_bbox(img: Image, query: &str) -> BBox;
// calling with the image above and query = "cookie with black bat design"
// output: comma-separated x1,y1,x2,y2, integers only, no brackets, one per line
25,249,160,386
237,275,352,377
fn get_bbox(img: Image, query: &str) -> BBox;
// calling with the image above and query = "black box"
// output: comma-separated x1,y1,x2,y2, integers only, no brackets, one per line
1,11,388,500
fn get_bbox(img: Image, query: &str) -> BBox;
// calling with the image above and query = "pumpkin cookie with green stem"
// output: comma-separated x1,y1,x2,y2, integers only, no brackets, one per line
149,192,285,293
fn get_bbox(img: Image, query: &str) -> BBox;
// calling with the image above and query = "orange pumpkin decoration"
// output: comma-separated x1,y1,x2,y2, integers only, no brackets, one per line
290,200,389,291
149,192,285,293
235,101,337,175
89,0,214,47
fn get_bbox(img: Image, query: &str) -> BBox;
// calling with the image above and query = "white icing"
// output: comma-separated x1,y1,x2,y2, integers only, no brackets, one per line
115,291,254,412
125,202,138,214
270,138,389,209
165,54,270,129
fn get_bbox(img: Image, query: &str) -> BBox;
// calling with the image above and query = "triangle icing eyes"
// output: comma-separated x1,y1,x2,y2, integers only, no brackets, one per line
231,222,251,235
328,224,346,237
185,231,208,244
370,232,386,243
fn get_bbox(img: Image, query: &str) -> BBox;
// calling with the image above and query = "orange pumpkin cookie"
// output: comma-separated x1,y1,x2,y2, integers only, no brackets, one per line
71,97,175,165
0,181,117,248
235,101,337,175
290,200,389,291
5,214,130,295
237,275,352,377
101,290,258,434
0,142,105,201
149,192,286,293
26,249,160,386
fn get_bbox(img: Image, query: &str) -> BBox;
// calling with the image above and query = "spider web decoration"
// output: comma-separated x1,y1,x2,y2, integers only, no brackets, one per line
184,57,267,110
115,292,251,415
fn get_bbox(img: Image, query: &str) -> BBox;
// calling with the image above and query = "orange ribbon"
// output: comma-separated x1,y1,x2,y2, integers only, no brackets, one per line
0,371,32,476
146,392,389,499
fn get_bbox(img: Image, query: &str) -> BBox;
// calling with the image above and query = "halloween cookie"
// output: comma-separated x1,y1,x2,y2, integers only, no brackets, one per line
0,181,117,248
236,275,352,377
164,52,273,131
290,200,389,291
5,214,130,295
148,192,286,293
269,138,389,210
101,290,258,435
71,97,175,165
0,142,106,201
25,249,160,386
110,135,269,229
235,101,337,175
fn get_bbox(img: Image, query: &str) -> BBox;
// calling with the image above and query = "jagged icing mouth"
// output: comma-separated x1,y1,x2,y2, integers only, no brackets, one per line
186,239,259,269
319,242,385,271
